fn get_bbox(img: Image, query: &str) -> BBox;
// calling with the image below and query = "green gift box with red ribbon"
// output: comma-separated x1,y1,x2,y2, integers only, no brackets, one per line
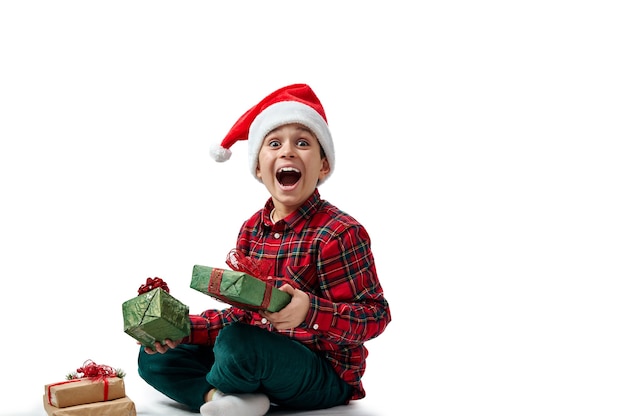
190,250,292,312
190,265,291,312
122,278,190,349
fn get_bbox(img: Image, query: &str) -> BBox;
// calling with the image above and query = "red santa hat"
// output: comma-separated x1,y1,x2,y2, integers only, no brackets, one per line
210,83,335,184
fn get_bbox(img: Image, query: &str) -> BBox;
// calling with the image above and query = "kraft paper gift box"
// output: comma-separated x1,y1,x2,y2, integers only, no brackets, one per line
43,395,136,416
122,281,190,349
190,265,291,312
45,376,125,408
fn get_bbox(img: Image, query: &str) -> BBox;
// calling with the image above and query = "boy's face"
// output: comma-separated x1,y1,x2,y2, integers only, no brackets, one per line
256,123,330,213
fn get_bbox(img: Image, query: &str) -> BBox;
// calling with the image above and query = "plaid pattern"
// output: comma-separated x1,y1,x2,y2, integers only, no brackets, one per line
187,189,391,400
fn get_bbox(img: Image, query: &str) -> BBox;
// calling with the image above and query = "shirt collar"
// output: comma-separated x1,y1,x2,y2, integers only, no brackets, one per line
262,189,322,232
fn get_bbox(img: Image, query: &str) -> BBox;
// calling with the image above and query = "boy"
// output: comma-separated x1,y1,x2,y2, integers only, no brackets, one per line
137,83,391,416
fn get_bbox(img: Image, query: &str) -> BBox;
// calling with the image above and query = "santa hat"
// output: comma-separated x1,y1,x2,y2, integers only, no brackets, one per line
210,83,335,184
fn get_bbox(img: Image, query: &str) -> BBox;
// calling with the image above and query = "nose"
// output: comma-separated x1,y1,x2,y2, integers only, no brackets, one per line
279,141,295,158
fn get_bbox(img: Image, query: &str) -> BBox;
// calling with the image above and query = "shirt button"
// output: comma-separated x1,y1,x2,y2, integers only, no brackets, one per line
313,323,319,330
273,232,281,239
261,318,268,324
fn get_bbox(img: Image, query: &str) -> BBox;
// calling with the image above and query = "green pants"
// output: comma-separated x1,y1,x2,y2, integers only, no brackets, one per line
138,322,352,411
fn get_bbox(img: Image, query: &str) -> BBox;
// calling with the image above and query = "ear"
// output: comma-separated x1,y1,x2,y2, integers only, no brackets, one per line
318,157,331,181
256,163,262,180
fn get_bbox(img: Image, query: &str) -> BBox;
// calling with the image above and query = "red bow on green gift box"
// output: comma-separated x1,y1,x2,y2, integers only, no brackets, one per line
138,277,170,294
225,249,272,280
225,249,296,287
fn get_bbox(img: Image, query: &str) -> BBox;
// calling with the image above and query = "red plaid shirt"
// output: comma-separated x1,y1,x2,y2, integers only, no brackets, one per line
187,189,391,400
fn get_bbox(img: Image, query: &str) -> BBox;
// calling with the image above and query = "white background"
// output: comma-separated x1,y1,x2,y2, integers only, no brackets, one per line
1,1,625,415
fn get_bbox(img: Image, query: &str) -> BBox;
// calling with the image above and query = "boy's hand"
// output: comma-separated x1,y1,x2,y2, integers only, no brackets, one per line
141,338,181,354
260,284,309,330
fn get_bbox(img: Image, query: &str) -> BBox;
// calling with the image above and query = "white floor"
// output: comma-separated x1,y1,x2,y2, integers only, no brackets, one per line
129,381,384,415
5,323,398,416
16,362,391,416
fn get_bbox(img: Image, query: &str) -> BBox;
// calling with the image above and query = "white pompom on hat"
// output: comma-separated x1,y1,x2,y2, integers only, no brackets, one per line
210,83,335,184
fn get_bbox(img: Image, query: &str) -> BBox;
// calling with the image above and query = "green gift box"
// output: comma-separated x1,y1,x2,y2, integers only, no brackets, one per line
122,286,190,349
190,265,291,312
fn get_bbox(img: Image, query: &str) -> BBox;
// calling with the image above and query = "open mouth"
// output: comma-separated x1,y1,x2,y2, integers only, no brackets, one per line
276,167,301,186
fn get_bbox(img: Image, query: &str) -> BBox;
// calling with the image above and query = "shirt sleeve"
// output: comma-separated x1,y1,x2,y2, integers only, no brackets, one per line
305,224,391,346
184,307,247,346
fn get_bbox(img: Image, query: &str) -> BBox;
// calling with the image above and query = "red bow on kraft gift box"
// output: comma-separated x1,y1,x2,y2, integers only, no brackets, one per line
45,359,126,408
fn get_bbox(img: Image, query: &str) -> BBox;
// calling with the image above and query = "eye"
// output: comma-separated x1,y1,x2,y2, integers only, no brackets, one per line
296,139,310,147
268,139,281,148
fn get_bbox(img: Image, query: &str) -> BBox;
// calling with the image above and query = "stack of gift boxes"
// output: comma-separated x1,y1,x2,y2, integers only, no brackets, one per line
43,360,135,416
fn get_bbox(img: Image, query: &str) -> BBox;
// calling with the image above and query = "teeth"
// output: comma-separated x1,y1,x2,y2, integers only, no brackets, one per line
279,167,300,173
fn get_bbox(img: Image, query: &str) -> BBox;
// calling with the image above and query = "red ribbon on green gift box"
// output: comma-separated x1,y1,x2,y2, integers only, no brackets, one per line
209,268,274,310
